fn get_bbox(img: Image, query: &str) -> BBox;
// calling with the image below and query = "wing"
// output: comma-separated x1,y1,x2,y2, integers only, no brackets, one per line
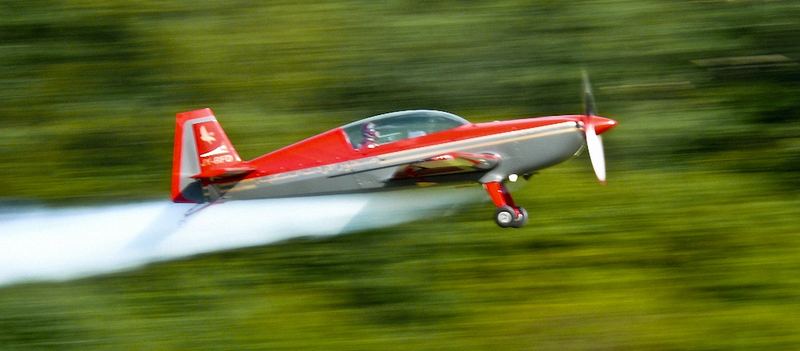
391,152,500,180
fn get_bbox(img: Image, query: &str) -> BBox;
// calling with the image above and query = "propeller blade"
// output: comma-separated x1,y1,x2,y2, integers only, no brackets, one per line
585,122,606,182
582,70,596,117
581,70,606,183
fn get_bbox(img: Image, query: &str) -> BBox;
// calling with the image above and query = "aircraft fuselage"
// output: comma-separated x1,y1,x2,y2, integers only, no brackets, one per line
218,115,614,200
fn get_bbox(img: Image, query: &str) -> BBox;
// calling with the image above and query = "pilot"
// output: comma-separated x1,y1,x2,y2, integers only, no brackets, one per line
359,121,379,150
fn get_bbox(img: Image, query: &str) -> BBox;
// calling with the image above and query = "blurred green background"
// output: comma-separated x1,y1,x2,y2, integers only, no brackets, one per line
1,0,799,349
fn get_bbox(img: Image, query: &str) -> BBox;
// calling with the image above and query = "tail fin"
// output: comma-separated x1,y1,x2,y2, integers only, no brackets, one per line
171,108,253,203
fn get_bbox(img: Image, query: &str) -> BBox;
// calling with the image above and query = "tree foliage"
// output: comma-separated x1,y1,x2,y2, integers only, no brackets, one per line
1,0,798,201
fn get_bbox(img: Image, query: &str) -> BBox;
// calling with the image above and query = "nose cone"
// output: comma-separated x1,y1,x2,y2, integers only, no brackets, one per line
592,116,617,135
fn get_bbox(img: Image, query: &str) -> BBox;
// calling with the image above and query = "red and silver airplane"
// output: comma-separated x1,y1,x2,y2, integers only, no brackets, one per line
171,77,616,228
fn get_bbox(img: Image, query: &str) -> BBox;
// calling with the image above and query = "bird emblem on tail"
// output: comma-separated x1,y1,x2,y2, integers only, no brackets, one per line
199,125,216,144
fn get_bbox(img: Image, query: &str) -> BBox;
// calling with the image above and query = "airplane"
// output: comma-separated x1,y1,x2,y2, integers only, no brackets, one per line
170,76,617,228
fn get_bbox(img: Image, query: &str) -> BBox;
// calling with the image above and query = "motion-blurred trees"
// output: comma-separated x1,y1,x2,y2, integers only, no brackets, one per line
0,0,798,201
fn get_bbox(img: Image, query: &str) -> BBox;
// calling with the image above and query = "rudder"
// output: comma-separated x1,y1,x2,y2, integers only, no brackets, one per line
171,108,249,203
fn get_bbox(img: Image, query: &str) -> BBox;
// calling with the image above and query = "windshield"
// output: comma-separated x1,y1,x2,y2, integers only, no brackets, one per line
343,110,469,149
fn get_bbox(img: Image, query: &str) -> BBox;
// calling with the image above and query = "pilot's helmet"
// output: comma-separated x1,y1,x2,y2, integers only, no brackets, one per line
360,122,378,149
362,122,378,138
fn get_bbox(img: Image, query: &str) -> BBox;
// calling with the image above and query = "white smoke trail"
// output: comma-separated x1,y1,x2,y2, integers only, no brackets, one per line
0,187,482,286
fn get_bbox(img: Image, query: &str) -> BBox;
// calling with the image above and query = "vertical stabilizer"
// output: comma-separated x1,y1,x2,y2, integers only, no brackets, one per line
171,108,246,203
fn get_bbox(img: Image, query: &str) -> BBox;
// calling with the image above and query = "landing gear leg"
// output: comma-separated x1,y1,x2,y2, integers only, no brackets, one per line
483,181,528,228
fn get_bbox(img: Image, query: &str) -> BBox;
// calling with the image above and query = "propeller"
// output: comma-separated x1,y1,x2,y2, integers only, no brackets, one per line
582,71,607,183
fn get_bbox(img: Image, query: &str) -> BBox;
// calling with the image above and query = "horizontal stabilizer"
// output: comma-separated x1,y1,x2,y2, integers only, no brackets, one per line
192,165,256,180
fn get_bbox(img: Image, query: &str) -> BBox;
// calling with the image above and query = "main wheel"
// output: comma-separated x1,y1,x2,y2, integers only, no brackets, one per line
510,207,528,228
494,206,517,228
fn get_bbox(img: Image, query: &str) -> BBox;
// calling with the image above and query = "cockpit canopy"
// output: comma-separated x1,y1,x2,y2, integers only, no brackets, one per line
342,110,470,149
